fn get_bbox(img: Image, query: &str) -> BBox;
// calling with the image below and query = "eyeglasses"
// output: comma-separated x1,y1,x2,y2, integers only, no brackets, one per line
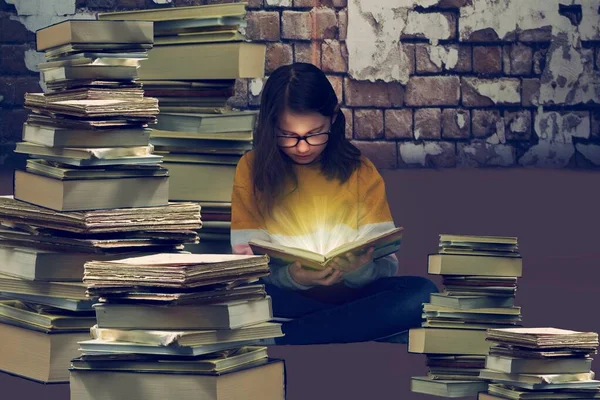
276,132,330,148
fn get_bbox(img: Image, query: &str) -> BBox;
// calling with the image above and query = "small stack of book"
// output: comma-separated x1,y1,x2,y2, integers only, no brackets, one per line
0,196,201,383
15,19,167,212
479,328,600,400
98,3,266,253
410,234,524,398
69,253,285,400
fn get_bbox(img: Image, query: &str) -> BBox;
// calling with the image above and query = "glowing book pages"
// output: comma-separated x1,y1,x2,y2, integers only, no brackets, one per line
248,227,403,270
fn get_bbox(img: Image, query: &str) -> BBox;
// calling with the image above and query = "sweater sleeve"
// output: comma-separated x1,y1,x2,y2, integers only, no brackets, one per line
230,153,309,290
230,152,269,254
343,157,399,288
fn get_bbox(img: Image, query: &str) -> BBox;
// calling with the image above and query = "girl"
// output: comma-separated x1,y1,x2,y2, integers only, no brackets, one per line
231,63,438,345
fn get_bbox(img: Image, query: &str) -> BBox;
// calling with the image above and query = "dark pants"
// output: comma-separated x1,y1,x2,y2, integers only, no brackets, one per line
264,276,439,345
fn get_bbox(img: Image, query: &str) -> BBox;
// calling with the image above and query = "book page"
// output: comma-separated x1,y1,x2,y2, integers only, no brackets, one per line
324,227,403,260
248,239,325,264
492,327,582,335
96,253,263,266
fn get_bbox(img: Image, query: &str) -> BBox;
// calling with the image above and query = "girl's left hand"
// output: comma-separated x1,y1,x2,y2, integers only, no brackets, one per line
330,247,375,274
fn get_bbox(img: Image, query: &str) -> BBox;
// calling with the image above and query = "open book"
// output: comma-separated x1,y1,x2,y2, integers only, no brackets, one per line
249,227,403,270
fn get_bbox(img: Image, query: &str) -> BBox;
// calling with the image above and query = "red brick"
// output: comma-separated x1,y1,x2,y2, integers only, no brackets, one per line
461,77,521,107
282,11,312,40
351,140,397,169
463,28,514,43
0,76,41,106
457,142,515,167
416,44,441,74
227,78,249,109
354,109,383,139
326,75,343,103
403,44,416,76
405,76,460,107
321,40,347,73
294,42,321,68
452,45,472,72
592,110,600,139
519,27,552,43
341,107,352,139
438,0,470,7
442,109,470,139
0,45,30,74
246,11,280,42
265,0,292,6
338,9,347,41
414,108,442,140
344,78,403,108
472,109,502,138
385,109,412,140
398,141,456,168
504,43,533,75
265,42,293,74
292,0,312,7
473,46,502,75
416,44,470,74
310,7,337,39
505,110,532,141
522,78,541,107
533,48,548,75
0,14,35,43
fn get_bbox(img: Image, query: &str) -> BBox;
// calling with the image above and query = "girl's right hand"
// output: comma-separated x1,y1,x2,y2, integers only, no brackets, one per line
288,261,344,287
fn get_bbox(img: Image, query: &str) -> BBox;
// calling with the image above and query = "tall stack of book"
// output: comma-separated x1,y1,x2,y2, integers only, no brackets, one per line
0,196,201,383
69,253,285,400
478,328,600,400
15,20,169,212
98,3,266,253
410,234,524,398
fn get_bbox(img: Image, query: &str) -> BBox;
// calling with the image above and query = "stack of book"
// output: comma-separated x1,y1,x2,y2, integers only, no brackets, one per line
410,234,524,398
14,19,167,212
69,253,285,400
98,3,266,253
479,328,600,400
0,196,201,383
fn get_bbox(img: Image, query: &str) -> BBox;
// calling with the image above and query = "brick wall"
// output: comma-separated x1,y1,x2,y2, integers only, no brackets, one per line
1,0,599,169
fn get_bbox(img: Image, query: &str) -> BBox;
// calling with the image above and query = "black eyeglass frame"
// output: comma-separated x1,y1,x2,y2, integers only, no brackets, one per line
276,116,334,148
276,131,330,148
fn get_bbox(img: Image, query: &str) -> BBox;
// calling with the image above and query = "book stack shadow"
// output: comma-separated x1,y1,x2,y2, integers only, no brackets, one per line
409,234,524,397
98,2,267,254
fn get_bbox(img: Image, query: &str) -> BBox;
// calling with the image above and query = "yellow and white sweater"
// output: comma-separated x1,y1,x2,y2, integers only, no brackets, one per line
231,151,399,290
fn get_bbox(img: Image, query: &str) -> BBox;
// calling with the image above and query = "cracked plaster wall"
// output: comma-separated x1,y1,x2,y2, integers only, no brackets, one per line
0,0,599,169
347,0,600,168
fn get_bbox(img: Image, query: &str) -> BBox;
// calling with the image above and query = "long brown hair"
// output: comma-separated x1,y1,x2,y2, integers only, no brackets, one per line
252,63,362,214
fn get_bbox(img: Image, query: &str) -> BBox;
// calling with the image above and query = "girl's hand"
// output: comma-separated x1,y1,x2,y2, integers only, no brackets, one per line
232,244,254,255
330,247,375,274
288,262,344,287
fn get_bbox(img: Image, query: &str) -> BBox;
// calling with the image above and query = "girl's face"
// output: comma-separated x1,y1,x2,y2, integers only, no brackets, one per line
276,110,333,165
